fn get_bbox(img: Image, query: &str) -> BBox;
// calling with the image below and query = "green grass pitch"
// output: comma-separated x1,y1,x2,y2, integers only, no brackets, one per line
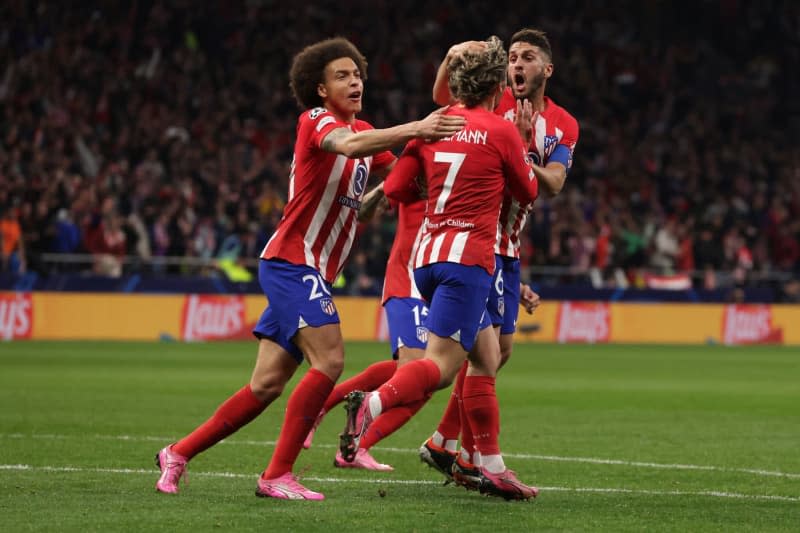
1,341,798,531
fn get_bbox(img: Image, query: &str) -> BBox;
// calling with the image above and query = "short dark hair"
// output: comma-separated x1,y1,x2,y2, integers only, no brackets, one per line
289,37,368,109
509,28,552,62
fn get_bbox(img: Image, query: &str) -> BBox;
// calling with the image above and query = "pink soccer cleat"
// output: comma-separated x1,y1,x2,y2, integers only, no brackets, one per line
479,468,539,501
339,391,373,462
155,445,189,494
255,472,325,501
334,448,394,471
302,409,326,450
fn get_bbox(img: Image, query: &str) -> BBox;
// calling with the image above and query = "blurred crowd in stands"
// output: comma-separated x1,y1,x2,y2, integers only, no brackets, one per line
1,0,799,299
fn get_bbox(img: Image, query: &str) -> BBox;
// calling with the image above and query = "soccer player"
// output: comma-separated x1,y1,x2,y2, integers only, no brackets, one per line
302,182,428,471
154,37,465,500
421,28,579,487
304,181,541,471
340,36,540,500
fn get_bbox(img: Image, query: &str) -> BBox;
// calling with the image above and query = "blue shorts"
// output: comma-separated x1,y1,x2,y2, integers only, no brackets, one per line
497,256,521,335
486,255,505,327
384,297,429,358
413,263,492,353
253,259,340,364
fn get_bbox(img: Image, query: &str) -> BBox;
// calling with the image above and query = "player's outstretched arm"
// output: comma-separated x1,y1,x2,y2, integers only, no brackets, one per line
433,41,489,105
432,50,456,105
320,109,465,159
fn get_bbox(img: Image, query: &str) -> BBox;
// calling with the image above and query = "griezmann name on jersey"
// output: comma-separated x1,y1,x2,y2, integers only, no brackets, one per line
385,106,539,276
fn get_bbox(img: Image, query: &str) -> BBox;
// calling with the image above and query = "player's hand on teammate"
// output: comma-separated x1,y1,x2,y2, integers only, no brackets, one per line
520,283,540,314
514,99,534,146
417,107,465,141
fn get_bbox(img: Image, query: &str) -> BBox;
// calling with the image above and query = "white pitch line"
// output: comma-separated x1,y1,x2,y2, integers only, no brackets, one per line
1,464,798,503
501,453,800,480
3,432,800,480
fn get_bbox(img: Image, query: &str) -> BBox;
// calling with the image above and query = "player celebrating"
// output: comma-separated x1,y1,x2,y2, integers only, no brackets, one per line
340,36,540,500
421,28,579,488
302,182,429,471
154,37,465,500
304,181,541,471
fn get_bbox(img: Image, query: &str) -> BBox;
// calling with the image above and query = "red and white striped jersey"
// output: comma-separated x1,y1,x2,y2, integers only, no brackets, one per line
493,89,579,257
385,106,539,275
261,107,395,282
381,198,426,303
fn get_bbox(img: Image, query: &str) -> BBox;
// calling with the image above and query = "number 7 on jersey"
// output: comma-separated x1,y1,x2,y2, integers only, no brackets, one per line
433,152,466,214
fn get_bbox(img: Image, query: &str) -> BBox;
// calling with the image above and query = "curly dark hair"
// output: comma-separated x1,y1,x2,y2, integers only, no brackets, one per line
509,28,552,62
447,36,507,108
289,37,368,109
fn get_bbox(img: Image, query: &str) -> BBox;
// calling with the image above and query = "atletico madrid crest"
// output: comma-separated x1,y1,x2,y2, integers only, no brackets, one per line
320,298,337,316
416,326,428,343
497,296,505,318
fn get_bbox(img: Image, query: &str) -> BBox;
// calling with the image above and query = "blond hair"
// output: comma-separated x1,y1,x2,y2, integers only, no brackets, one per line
447,36,507,108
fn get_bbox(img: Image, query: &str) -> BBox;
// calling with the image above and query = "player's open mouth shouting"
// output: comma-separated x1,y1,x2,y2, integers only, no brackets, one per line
512,72,526,95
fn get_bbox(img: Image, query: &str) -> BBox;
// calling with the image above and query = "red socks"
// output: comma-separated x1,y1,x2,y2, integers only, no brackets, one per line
263,368,334,479
462,375,500,456
323,360,397,413
173,384,266,459
376,358,441,412
436,361,467,441
459,390,475,460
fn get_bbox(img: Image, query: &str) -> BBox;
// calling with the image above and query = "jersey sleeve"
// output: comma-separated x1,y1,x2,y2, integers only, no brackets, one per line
384,140,423,205
499,124,539,204
301,107,348,150
551,112,579,174
372,149,397,174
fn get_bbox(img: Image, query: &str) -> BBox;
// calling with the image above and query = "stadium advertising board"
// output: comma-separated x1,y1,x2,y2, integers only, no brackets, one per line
722,304,783,345
181,295,251,341
27,292,184,340
0,292,33,340
4,292,799,345
555,302,611,343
